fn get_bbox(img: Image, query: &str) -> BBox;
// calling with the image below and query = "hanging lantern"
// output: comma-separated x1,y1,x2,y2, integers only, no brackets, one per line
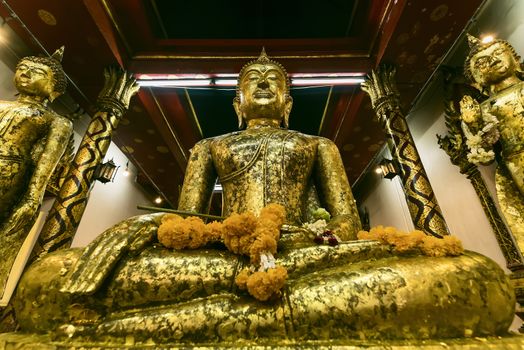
377,158,399,180
95,159,119,183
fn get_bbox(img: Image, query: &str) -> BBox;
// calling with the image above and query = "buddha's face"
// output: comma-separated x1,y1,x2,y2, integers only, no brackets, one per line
235,63,292,125
470,42,518,86
14,60,55,99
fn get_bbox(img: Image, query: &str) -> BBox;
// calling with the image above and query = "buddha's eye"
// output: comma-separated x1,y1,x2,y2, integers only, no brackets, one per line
475,57,490,68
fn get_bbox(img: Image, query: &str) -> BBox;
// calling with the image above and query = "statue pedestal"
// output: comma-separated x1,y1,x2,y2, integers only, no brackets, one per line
0,332,524,349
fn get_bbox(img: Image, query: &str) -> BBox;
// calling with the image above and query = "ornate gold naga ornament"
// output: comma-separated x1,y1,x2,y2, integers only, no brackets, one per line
34,67,139,257
361,66,449,237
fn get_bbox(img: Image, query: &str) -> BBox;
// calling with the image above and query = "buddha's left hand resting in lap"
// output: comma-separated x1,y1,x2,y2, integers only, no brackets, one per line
12,50,515,346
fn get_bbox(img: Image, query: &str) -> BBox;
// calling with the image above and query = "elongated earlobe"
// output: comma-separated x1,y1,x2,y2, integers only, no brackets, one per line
233,97,244,129
282,96,293,128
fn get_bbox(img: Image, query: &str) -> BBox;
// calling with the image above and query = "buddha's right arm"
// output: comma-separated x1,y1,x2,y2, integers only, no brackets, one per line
178,139,217,214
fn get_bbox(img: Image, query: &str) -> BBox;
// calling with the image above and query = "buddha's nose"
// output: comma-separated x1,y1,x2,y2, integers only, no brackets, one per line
257,79,269,89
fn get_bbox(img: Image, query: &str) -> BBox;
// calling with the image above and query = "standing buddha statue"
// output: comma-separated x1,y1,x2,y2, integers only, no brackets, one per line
460,35,524,252
0,48,72,297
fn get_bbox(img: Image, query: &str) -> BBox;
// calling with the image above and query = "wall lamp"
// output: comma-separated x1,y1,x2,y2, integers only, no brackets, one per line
375,159,399,180
95,159,119,184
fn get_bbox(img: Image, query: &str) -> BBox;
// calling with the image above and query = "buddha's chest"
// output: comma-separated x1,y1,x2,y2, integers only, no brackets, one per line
0,107,49,148
210,130,316,179
483,86,524,144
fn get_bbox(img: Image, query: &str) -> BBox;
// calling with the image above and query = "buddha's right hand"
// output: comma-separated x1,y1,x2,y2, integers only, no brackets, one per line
1,197,39,237
459,95,481,127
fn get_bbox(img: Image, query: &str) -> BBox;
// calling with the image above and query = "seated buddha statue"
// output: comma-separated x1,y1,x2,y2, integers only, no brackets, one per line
10,50,516,346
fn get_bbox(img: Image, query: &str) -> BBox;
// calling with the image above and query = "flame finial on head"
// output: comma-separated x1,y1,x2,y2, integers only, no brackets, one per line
51,46,65,62
467,34,481,49
236,48,290,95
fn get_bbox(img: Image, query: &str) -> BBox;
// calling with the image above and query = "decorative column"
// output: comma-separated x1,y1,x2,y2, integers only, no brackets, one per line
35,67,139,256
361,65,449,237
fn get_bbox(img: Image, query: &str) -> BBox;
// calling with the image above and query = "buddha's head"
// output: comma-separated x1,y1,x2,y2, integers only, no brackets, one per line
465,35,522,88
234,48,293,128
14,46,67,102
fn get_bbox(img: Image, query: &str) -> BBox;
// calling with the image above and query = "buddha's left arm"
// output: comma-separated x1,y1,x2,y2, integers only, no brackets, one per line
314,138,362,240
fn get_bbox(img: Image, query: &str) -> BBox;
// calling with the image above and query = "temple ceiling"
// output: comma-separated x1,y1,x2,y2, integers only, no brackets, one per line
0,0,483,208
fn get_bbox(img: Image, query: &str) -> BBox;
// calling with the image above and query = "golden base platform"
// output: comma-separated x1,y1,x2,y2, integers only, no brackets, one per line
1,333,524,349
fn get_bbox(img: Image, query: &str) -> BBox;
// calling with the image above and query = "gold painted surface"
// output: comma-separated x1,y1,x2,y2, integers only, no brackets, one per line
179,50,361,236
35,67,139,256
0,50,72,298
438,69,524,270
13,233,515,344
6,53,517,346
2,333,524,350
361,66,449,237
461,37,524,256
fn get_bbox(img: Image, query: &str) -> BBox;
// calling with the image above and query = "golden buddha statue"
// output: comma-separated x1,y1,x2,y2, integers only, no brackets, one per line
0,48,72,296
460,35,524,252
7,50,517,348
179,49,361,236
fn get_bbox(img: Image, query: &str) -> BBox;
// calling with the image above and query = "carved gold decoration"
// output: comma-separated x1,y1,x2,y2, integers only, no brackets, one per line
461,36,524,259
361,65,449,237
34,67,139,257
438,67,524,270
0,48,72,301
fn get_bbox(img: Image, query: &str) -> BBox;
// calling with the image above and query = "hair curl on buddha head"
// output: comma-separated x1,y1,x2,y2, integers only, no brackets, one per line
18,46,67,98
235,47,291,99
464,34,524,84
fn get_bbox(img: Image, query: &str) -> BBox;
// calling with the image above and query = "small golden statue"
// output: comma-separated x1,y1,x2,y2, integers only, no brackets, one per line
6,50,517,348
460,35,524,253
0,48,72,296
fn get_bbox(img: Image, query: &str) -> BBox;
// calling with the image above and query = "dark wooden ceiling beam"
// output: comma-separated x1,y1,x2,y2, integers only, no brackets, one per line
83,0,128,66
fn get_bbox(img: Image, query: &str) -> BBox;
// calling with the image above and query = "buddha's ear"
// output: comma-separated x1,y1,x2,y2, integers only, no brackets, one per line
283,95,293,128
233,97,244,129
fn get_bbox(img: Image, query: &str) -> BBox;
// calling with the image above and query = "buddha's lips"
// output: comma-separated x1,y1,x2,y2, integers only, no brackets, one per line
254,91,273,98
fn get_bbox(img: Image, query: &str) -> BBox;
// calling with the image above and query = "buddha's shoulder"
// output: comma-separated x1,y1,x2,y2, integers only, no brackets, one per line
0,100,20,110
190,131,243,149
287,132,335,145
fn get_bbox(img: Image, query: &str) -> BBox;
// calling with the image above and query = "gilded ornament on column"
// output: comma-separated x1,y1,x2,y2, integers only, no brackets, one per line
35,67,140,257
361,65,449,237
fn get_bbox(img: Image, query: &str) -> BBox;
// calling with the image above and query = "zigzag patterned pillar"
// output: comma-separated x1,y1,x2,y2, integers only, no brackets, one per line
362,66,449,237
35,68,139,256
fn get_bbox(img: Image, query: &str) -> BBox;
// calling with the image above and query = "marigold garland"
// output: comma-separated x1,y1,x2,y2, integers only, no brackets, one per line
157,203,288,301
357,225,464,257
